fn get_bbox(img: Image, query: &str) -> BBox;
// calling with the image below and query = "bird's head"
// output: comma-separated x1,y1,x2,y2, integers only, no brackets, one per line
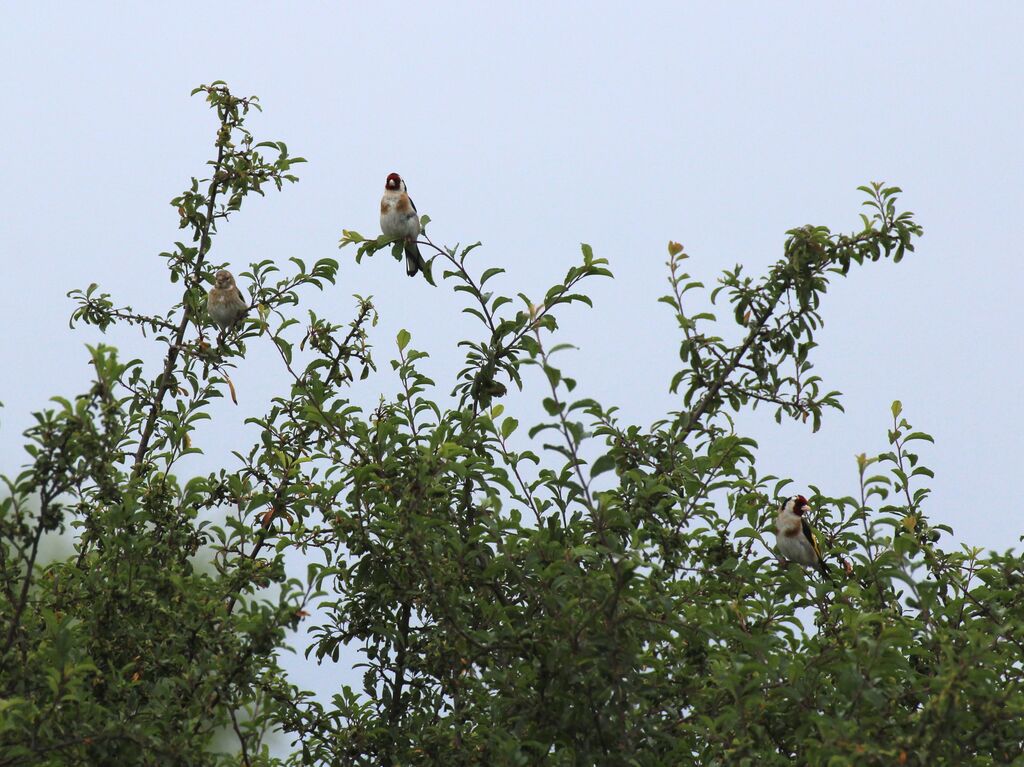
385,172,403,191
214,270,235,289
784,494,811,516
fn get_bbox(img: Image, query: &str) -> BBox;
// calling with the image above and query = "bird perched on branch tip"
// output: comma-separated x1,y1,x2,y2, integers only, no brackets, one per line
380,172,426,278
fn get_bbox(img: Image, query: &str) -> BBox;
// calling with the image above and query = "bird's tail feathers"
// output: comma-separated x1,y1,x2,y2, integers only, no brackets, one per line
818,558,832,580
405,239,426,278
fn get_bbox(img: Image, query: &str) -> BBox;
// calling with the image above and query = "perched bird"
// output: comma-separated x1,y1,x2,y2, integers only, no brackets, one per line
775,494,829,577
207,269,248,339
379,172,426,278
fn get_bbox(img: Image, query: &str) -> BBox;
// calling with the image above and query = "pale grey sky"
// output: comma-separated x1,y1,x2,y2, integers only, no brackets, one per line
3,0,1022,707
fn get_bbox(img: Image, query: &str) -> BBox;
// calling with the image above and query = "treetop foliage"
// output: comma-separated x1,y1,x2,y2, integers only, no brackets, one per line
3,83,1022,767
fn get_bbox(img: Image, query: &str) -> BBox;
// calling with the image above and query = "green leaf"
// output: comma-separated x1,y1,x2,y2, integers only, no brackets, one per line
590,454,616,477
397,329,411,352
542,398,563,416
481,267,505,285
904,431,935,444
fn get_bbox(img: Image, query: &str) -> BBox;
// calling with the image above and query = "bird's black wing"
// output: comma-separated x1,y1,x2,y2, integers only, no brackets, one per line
802,517,829,577
408,194,417,214
800,517,815,547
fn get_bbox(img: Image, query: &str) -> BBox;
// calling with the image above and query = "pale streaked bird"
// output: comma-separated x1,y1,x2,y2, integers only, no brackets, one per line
207,269,248,336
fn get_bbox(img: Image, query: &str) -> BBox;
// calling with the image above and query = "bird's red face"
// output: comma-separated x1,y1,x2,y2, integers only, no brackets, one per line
791,495,810,515
385,172,402,191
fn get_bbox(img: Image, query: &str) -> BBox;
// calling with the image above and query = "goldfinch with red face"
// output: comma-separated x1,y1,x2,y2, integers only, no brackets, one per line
775,494,829,577
380,172,426,278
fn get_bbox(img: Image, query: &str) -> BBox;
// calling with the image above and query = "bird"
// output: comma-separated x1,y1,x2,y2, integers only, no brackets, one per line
207,269,248,340
774,494,829,577
379,172,426,278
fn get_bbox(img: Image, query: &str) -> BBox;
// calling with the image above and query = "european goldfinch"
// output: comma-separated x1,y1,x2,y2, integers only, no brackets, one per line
379,172,426,278
775,494,829,577
207,269,248,338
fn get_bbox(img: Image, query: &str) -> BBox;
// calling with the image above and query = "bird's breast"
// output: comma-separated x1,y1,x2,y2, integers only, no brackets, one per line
775,514,803,538
380,193,418,237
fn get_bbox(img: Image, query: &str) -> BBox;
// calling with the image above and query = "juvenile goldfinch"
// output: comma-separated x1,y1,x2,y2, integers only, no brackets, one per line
207,269,248,338
379,172,426,278
775,494,829,577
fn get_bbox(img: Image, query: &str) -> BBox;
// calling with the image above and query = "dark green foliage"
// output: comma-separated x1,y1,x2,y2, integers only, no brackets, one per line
3,84,1021,766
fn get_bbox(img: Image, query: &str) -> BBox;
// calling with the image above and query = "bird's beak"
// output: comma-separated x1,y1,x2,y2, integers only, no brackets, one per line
801,504,811,514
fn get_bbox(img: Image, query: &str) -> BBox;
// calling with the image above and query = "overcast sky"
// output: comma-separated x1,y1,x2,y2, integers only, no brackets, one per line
3,1,1022,708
